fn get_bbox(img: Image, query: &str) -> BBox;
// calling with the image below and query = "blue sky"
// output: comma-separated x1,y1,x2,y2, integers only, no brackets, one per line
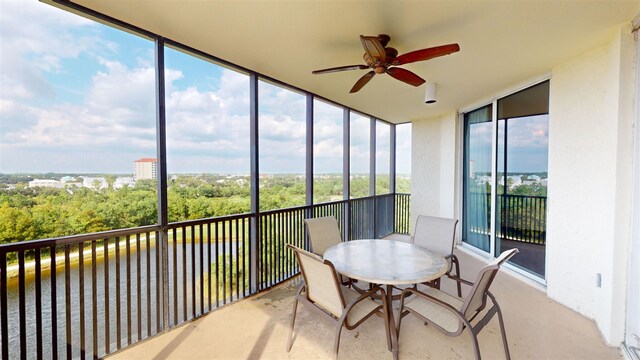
0,0,411,175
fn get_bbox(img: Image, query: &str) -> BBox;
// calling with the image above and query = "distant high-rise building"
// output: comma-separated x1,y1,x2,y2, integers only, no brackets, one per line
134,158,158,180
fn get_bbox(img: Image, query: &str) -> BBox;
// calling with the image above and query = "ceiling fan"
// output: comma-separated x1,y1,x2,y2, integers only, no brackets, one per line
312,34,460,93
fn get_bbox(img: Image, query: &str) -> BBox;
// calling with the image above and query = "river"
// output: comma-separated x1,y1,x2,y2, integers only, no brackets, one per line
1,239,246,360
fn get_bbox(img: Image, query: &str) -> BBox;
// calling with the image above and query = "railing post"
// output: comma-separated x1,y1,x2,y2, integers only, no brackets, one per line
158,229,169,329
306,94,314,209
0,251,7,360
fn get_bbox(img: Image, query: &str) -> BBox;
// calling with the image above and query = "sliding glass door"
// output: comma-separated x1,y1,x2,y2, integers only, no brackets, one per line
462,105,493,253
463,81,550,278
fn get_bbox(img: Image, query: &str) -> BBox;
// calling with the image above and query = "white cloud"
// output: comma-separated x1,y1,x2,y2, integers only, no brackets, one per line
350,113,370,145
0,1,108,101
164,69,252,173
83,60,157,130
0,1,396,176
376,122,391,173
349,114,370,174
506,114,549,149
1,26,157,172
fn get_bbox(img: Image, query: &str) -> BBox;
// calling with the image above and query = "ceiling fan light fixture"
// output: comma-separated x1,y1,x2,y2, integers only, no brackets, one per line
312,34,459,93
425,83,437,104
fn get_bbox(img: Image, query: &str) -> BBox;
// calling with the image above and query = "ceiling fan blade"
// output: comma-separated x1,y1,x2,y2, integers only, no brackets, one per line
386,67,425,87
350,71,375,93
360,35,387,61
312,64,369,74
393,43,460,66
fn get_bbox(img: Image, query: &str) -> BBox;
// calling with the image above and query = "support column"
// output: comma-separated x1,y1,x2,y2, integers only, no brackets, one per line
154,36,170,330
249,74,260,292
306,94,314,216
343,109,350,241
370,118,377,238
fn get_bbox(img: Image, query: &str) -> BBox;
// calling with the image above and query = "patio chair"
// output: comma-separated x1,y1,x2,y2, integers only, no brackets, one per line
304,216,356,287
304,216,343,256
286,244,391,360
396,248,518,360
412,215,462,296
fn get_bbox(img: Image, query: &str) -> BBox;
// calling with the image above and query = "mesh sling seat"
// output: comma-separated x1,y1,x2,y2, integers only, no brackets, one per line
304,216,359,288
304,216,343,256
396,248,518,360
412,215,462,297
286,244,391,360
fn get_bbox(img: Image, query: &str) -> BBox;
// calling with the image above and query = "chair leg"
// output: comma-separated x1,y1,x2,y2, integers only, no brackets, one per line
452,256,462,297
381,290,392,351
286,296,299,352
469,330,482,360
333,323,344,360
395,301,404,342
496,304,511,360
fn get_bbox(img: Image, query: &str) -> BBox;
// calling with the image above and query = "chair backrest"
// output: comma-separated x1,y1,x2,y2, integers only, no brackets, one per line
304,216,342,256
412,215,459,256
461,248,518,319
288,244,345,318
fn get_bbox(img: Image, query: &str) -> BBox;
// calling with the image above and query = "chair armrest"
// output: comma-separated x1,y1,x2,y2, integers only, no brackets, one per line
342,285,386,315
397,287,472,336
446,274,474,287
350,285,385,304
399,287,460,315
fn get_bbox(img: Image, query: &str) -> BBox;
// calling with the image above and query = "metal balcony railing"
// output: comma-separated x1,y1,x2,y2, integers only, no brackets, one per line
497,194,547,245
0,193,411,359
466,192,547,245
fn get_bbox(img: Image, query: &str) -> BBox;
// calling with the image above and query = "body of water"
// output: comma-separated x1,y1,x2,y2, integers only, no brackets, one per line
1,238,247,360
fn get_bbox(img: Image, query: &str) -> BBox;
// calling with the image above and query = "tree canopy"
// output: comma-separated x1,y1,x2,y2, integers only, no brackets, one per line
0,174,412,244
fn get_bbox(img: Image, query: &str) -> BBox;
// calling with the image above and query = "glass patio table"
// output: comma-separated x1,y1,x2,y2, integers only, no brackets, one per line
324,239,448,360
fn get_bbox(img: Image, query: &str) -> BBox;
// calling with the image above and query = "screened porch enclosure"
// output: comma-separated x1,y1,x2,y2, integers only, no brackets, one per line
2,0,638,359
0,2,415,358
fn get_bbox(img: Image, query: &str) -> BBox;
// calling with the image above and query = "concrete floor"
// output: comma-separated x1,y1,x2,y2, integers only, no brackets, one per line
109,245,622,360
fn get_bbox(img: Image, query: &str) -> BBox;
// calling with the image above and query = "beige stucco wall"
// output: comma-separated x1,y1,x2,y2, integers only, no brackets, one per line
410,111,458,231
547,39,616,331
547,24,635,345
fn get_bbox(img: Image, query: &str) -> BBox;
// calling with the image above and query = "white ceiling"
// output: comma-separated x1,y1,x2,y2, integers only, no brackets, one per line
65,0,638,124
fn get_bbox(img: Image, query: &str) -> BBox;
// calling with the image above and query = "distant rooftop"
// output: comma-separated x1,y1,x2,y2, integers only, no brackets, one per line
135,158,157,163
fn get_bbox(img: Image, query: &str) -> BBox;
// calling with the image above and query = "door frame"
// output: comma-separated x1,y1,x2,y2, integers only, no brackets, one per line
624,14,640,358
457,77,551,284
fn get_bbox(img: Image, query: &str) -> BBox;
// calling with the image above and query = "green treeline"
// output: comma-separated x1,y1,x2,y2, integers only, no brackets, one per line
0,174,410,245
